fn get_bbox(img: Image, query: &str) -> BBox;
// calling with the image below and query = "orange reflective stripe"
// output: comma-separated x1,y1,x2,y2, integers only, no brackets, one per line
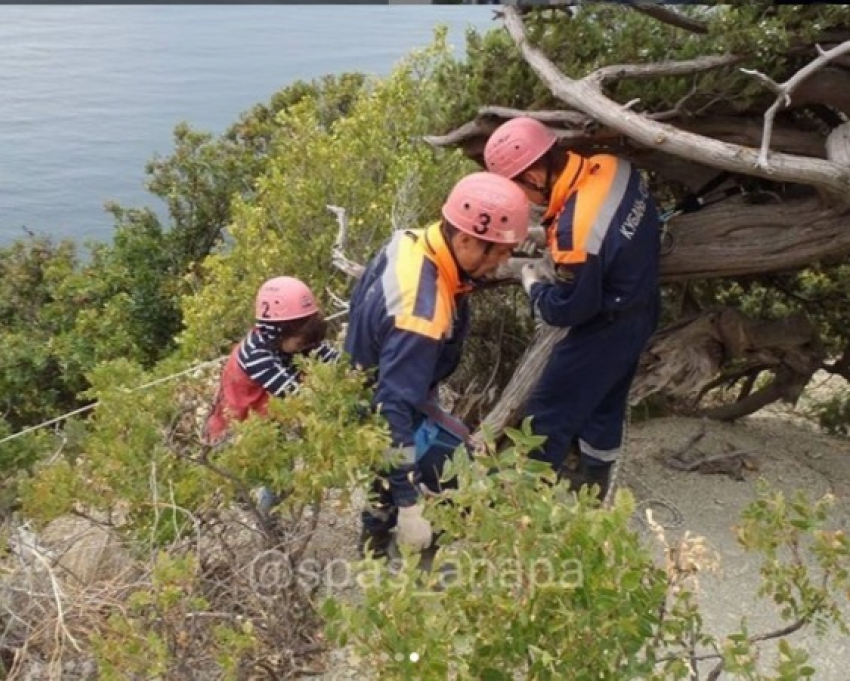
549,155,623,266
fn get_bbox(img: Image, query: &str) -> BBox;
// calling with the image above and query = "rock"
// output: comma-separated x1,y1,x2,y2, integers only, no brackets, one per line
38,516,134,588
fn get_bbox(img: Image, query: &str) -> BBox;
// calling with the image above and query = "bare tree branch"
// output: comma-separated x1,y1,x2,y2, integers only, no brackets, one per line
648,79,701,122
327,205,365,279
586,54,742,88
422,107,591,149
629,3,709,34
427,109,828,172
477,106,588,127
502,7,850,205
741,40,850,169
422,119,495,149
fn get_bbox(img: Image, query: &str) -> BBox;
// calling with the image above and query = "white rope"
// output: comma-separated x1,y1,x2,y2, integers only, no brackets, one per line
0,308,350,447
0,357,228,447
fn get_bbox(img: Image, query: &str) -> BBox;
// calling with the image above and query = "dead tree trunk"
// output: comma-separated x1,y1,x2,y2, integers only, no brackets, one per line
471,325,568,447
631,308,823,419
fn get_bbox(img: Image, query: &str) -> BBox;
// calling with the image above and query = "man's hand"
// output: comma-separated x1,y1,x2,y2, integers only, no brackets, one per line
396,504,432,551
513,225,547,257
514,239,538,257
383,445,417,466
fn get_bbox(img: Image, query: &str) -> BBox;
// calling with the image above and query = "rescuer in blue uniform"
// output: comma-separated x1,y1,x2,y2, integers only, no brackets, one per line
485,116,661,501
345,172,530,555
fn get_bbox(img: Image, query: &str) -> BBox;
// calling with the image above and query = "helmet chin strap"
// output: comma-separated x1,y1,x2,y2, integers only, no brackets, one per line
536,153,558,227
543,153,555,204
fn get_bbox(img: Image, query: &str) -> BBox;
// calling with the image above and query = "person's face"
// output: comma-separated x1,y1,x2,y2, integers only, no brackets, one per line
452,233,516,280
514,167,548,207
279,334,319,354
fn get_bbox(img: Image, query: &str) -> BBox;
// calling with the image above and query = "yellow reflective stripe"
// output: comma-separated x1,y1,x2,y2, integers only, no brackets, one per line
382,227,453,340
395,234,422,320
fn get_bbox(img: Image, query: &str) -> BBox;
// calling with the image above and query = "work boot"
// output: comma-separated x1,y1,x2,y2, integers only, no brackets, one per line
357,507,397,559
558,459,613,502
582,461,613,502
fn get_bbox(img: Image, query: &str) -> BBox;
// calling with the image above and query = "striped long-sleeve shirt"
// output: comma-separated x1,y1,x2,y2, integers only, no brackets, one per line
236,326,339,397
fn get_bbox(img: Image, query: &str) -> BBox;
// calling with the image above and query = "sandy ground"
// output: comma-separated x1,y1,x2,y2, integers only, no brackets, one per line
307,388,850,680
621,412,850,680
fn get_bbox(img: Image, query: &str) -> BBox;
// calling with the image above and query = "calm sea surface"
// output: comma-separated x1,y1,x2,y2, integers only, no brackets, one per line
0,6,494,245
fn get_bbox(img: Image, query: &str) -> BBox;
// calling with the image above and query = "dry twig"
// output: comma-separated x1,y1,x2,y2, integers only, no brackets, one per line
741,40,850,169
327,205,365,280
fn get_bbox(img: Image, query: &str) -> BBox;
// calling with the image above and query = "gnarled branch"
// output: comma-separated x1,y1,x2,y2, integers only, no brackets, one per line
629,3,709,34
632,308,821,415
327,205,364,280
478,106,588,127
426,109,829,184
741,40,850,169
659,197,850,281
502,6,850,205
586,54,742,88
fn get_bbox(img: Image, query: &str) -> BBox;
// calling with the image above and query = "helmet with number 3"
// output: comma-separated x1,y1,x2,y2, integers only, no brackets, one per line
441,172,530,245
255,276,319,322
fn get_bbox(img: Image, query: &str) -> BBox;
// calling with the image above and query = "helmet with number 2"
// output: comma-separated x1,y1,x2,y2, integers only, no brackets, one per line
441,172,530,245
254,276,319,322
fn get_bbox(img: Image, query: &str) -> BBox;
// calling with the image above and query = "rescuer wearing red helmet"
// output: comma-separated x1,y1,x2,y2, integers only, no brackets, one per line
345,172,531,556
484,116,661,501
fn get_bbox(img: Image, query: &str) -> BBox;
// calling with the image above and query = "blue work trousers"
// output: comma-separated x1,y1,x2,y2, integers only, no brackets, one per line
524,300,658,471
362,407,469,535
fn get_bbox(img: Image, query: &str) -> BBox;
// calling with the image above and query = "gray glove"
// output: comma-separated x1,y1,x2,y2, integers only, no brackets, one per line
396,504,432,551
514,226,547,257
515,238,540,258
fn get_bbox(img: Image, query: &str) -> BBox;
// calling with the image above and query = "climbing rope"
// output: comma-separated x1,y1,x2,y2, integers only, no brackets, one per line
604,408,685,531
0,357,228,447
0,310,350,448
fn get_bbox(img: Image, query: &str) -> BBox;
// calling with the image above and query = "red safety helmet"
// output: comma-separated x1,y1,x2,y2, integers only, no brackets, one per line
441,172,530,244
254,276,319,322
484,116,558,180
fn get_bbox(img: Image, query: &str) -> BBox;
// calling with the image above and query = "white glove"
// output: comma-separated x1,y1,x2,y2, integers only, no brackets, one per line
382,445,417,466
395,504,432,551
521,262,545,295
515,237,540,257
